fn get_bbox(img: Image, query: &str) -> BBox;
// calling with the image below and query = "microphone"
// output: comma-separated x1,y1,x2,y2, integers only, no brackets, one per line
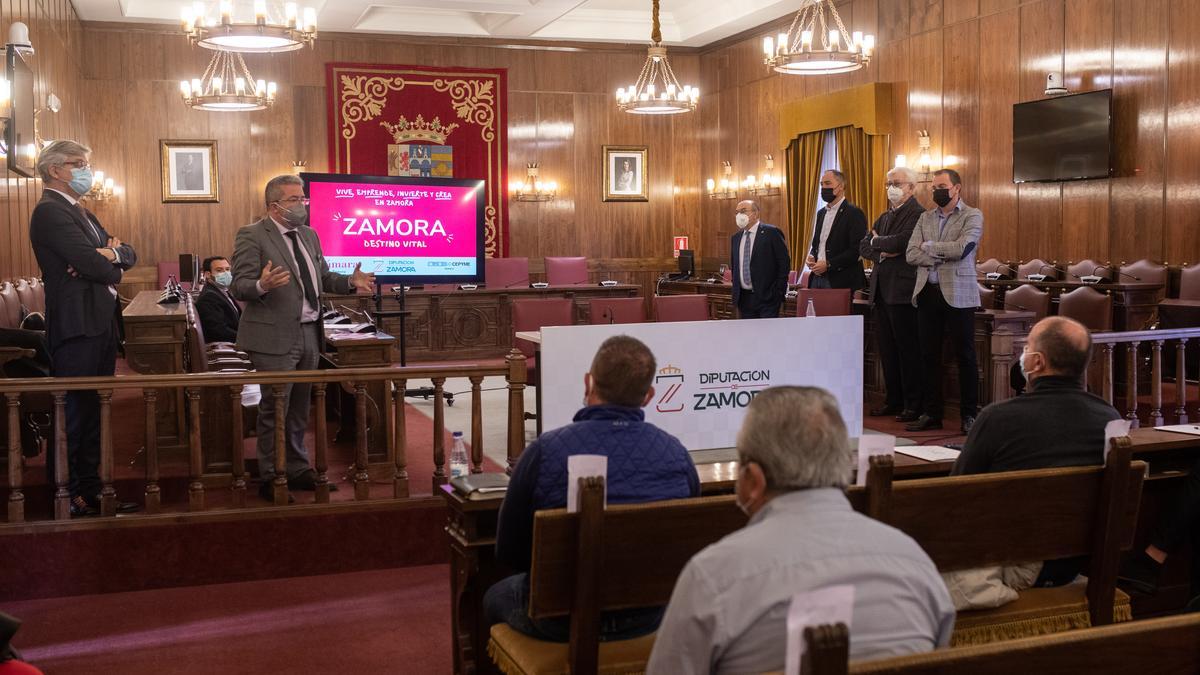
1117,270,1142,281
1071,265,1109,285
1026,264,1062,283
1009,303,1029,311
1038,263,1063,277
984,263,1014,281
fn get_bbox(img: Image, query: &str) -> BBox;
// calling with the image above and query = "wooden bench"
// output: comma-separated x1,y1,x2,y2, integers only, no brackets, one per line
488,446,1146,675
798,612,1200,674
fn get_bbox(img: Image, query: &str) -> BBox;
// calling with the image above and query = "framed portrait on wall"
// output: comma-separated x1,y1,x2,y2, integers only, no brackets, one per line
602,145,648,202
160,139,219,203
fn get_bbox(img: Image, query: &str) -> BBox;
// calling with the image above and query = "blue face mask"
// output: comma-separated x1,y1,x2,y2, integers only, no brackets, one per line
213,271,232,288
67,167,94,196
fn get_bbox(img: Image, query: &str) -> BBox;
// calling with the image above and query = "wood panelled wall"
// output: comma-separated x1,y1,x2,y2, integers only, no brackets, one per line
70,24,702,296
0,0,89,277
697,0,1200,269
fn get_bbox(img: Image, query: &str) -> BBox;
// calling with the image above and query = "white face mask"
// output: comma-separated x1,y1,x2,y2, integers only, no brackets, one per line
735,213,751,229
886,185,905,203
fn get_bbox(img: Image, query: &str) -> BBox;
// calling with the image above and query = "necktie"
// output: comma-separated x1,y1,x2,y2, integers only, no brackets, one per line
76,203,103,245
741,230,753,288
285,230,319,310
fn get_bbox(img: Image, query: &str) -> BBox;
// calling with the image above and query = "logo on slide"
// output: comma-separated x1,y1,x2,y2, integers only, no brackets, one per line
654,364,772,413
654,365,685,413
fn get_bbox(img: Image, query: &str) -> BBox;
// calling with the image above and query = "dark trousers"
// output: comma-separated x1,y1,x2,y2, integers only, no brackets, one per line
876,300,922,411
916,284,978,419
483,573,663,643
737,289,780,319
47,320,119,498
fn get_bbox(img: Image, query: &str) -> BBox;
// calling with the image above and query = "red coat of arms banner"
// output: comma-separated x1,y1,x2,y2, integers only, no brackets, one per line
326,63,509,256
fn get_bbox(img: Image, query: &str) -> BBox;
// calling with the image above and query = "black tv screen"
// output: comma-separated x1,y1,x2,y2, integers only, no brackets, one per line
1012,89,1112,183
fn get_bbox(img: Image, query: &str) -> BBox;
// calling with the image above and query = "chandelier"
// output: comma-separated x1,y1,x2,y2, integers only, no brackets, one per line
180,49,277,111
181,1,317,53
615,0,697,115
763,0,875,75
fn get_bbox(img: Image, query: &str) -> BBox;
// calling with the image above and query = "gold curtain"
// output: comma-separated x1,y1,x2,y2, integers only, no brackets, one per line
785,130,826,265
833,125,891,227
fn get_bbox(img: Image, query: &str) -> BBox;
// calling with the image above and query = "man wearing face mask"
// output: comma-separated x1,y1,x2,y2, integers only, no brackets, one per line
647,386,953,674
30,140,140,517
729,200,790,319
905,168,983,433
859,167,925,421
806,169,867,291
230,174,375,502
195,256,241,344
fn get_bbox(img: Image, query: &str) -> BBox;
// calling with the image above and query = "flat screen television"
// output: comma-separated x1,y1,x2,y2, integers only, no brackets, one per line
302,172,486,284
6,48,36,178
1012,89,1112,183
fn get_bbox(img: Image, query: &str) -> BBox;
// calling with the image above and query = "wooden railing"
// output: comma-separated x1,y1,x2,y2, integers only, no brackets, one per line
2,351,528,523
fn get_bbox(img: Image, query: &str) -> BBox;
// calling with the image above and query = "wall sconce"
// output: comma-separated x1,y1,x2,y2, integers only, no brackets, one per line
894,130,962,183
746,154,783,196
292,160,306,175
510,162,556,202
84,169,119,203
706,161,737,200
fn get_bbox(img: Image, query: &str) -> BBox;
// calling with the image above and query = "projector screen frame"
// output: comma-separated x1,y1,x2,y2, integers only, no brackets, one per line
301,171,488,285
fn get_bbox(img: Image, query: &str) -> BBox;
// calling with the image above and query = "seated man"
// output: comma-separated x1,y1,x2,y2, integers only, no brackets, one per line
485,335,700,642
647,386,954,674
1117,456,1199,598
195,255,241,343
946,316,1121,608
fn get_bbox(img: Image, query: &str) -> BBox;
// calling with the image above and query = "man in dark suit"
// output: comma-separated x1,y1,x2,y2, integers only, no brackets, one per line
195,256,241,343
29,140,139,517
807,169,867,291
231,175,375,502
859,167,925,422
729,200,790,319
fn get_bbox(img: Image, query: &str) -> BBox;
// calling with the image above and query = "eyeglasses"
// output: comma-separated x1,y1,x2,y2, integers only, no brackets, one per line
275,197,310,206
734,208,754,215
884,181,910,188
60,160,91,169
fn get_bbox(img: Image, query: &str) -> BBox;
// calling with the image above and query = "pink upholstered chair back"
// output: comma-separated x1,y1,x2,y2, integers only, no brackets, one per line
14,279,36,314
1067,259,1112,281
976,258,1012,277
0,283,21,328
1058,286,1113,331
1003,283,1051,321
25,278,45,313
788,270,799,286
977,283,996,310
545,257,589,286
796,288,851,317
1017,258,1061,280
589,297,646,324
653,295,710,322
511,298,574,358
1118,259,1167,287
486,257,530,289
722,267,732,282
1180,265,1200,300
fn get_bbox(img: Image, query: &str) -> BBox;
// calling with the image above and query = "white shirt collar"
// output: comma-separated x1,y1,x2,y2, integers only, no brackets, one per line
47,187,80,206
826,196,845,211
745,221,760,236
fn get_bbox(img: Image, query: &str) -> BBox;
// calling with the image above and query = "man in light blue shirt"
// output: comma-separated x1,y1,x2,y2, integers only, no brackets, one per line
646,386,955,675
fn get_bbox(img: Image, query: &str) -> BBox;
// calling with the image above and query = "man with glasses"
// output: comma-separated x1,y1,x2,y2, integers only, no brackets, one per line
729,199,790,319
859,167,925,422
230,174,375,502
30,140,140,517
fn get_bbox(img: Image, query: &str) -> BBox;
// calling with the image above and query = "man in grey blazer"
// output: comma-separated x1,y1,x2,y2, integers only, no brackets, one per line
231,174,375,502
905,169,983,434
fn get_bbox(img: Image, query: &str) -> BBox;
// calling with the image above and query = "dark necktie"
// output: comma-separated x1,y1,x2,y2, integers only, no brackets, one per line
285,230,319,310
76,203,102,245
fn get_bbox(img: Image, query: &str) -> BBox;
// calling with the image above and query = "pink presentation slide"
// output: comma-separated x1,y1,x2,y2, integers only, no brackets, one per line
307,179,482,278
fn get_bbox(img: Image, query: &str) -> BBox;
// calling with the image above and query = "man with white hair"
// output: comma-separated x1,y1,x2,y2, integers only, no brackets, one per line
860,166,925,422
647,386,954,675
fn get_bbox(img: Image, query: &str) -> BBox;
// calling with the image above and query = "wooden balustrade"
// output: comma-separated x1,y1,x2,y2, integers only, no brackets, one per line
1,355,527,523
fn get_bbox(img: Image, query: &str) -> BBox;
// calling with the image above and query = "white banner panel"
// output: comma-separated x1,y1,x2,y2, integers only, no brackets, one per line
539,316,863,450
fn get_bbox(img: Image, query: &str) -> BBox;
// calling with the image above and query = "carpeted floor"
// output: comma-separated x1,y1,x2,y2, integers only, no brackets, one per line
4,566,450,675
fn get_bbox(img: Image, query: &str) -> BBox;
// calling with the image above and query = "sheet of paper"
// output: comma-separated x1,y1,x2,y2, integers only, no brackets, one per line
856,434,895,486
1153,423,1200,437
566,454,607,513
895,445,961,462
784,584,856,675
1104,419,1133,463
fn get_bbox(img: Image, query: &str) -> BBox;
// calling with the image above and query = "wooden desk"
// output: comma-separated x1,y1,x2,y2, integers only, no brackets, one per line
122,290,188,448
441,451,954,675
979,279,1164,330
327,284,640,362
657,279,800,318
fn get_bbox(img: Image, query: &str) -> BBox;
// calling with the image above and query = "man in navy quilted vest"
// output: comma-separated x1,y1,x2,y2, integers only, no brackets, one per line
485,334,700,642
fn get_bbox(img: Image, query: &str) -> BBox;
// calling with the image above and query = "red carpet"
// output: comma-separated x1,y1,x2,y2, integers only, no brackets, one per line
3,565,450,675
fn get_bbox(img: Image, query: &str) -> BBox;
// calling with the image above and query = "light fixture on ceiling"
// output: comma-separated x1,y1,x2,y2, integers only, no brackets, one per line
615,0,698,115
510,163,556,202
180,49,277,111
292,160,306,175
763,0,875,76
182,1,317,53
705,161,737,200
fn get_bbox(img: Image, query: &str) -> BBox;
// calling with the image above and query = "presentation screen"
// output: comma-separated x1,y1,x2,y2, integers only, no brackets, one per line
302,172,486,283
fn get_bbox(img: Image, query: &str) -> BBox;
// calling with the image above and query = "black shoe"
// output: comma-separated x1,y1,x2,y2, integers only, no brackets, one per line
259,481,295,504
905,415,943,432
287,470,339,492
79,494,142,515
961,416,977,434
895,409,921,423
869,405,903,417
1117,551,1163,595
69,495,99,518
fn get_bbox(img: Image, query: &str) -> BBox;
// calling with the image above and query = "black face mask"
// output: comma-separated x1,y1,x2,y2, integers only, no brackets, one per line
820,187,837,203
932,187,953,207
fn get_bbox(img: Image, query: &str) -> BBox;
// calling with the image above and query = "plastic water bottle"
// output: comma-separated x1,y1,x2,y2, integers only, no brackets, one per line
449,431,469,479
805,298,817,317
